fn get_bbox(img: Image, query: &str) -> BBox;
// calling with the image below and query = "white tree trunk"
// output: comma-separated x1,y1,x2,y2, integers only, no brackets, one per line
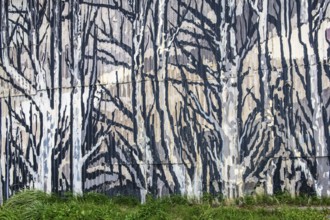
249,0,271,122
71,0,83,195
72,91,83,195
218,0,240,198
299,0,330,196
185,120,203,198
259,0,272,125
156,0,185,193
132,1,150,202
309,60,329,196
20,91,55,193
220,69,239,198
41,105,56,193
259,0,274,194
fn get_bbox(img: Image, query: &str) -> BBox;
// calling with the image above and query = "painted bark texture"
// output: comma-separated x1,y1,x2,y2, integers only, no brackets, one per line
1,0,330,202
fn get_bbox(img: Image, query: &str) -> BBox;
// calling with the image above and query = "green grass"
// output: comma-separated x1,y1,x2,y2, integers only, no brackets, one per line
1,191,330,219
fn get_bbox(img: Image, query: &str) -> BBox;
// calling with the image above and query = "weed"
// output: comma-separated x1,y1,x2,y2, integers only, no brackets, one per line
1,190,330,219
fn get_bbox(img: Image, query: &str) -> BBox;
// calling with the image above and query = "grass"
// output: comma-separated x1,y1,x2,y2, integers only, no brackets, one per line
0,191,330,219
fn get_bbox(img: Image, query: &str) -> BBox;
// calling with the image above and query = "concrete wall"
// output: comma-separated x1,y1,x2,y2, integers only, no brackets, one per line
1,0,330,203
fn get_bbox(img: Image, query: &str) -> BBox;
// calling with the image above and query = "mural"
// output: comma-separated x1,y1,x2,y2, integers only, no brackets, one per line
1,0,330,203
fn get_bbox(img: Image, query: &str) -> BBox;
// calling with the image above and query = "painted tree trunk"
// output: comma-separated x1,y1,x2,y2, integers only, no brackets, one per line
299,0,330,196
71,0,84,195
40,104,56,193
218,0,240,198
259,0,272,124
309,58,329,196
259,0,274,194
50,0,63,193
184,119,203,197
132,0,151,202
72,91,83,195
220,69,239,198
156,0,185,193
0,1,33,93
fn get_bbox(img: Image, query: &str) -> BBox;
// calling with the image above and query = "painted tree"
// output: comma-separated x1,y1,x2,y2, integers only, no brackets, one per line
0,0,105,196
241,0,314,195
295,0,330,195
82,0,155,200
173,0,258,198
61,0,110,195
0,0,58,193
146,0,189,195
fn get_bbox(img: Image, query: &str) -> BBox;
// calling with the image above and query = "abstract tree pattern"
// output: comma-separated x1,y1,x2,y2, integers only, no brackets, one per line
1,0,330,203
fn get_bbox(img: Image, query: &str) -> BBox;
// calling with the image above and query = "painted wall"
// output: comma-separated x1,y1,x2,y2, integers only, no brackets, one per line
1,0,330,203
